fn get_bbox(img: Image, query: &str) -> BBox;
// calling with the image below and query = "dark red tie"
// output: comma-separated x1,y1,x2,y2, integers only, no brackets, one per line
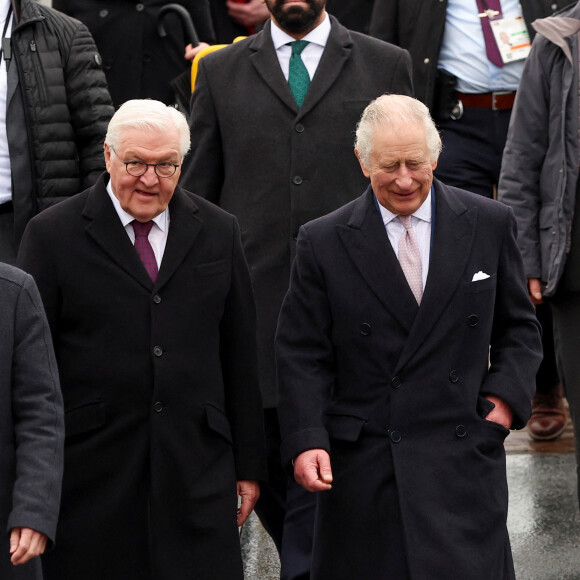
132,220,158,283
476,0,504,68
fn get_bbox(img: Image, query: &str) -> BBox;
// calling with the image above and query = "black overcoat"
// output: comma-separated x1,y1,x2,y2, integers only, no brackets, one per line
18,175,266,580
182,16,413,406
276,181,542,579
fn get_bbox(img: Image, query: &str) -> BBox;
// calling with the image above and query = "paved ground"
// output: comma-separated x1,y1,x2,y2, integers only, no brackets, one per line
242,405,580,579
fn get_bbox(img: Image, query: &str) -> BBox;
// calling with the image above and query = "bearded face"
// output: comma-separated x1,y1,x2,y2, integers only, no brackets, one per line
265,0,326,35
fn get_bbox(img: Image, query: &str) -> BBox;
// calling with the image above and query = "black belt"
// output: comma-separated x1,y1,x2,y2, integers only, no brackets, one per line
0,201,13,214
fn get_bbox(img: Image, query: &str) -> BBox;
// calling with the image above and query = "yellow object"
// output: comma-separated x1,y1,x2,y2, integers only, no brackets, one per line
191,37,247,93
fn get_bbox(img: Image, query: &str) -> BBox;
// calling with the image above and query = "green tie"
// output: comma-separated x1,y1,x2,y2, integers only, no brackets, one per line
288,40,310,107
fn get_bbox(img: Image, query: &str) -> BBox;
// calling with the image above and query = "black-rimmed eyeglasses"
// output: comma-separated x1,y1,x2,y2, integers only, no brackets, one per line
110,147,180,178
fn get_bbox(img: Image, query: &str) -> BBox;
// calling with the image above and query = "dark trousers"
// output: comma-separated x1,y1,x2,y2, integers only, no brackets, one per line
435,106,512,199
253,408,315,580
535,302,559,395
550,293,580,504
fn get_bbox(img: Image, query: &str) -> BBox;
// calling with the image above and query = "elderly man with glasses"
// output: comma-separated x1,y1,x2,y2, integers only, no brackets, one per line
17,99,267,580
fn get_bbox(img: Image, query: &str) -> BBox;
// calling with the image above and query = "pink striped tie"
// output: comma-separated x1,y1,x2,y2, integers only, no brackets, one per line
398,215,423,305
132,220,158,283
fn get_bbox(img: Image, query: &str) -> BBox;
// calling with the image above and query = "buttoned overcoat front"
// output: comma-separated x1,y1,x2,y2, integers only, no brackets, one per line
276,181,542,580
18,175,266,580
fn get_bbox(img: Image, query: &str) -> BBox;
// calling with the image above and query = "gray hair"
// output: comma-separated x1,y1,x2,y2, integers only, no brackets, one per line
355,94,442,166
105,99,191,159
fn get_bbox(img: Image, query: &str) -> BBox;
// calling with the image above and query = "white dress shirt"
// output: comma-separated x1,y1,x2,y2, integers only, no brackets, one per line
0,0,12,206
438,0,525,92
377,190,432,290
270,12,331,81
106,179,169,268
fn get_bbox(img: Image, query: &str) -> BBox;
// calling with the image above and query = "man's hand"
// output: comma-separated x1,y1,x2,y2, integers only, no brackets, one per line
184,42,211,62
294,449,333,492
528,277,543,306
9,527,47,566
484,395,514,430
226,0,270,28
237,480,260,527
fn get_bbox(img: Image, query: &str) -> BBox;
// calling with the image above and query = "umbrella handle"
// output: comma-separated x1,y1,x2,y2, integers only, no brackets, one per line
157,4,199,47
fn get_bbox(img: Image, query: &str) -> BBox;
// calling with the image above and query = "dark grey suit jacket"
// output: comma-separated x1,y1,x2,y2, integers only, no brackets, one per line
182,15,413,406
0,263,63,580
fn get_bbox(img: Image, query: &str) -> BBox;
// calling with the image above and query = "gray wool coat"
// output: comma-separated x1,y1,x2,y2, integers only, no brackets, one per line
0,263,63,580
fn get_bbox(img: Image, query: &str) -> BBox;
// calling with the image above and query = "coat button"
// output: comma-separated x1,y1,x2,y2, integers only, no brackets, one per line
99,9,108,18
136,3,145,11
154,401,163,413
449,370,459,383
153,294,162,304
456,425,467,438
390,430,402,443
293,175,303,185
467,314,478,327
153,346,163,357
360,323,371,336
295,123,305,133
391,376,402,389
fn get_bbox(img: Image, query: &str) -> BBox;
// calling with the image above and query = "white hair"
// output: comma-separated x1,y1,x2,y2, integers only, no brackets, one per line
105,99,191,158
355,94,442,166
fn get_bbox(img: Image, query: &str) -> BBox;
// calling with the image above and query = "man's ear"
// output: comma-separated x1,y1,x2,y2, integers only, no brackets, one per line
104,143,112,174
354,149,371,179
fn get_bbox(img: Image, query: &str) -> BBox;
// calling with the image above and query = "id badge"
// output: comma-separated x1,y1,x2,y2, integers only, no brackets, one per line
490,16,531,63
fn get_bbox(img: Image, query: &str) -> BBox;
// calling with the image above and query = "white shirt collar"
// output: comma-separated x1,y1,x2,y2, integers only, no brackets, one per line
0,0,11,24
106,177,169,232
377,188,433,227
270,12,331,50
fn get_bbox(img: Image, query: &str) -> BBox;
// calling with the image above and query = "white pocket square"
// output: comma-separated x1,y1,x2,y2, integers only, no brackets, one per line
472,271,490,282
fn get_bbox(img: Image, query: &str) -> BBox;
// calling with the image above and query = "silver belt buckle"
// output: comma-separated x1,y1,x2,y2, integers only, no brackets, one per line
450,99,463,120
491,91,512,111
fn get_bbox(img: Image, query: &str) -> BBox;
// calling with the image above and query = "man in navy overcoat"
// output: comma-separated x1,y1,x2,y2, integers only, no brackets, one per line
276,95,542,580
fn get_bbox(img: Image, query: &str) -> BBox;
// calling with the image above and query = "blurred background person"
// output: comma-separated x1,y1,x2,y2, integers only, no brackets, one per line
52,0,215,107
499,1,580,501
0,0,113,265
210,0,269,43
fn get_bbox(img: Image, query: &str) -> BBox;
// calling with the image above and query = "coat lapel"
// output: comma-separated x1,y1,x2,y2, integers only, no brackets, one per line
337,187,419,332
83,178,203,292
249,16,353,117
83,175,154,290
155,187,203,289
298,16,352,119
394,180,477,373
249,21,298,113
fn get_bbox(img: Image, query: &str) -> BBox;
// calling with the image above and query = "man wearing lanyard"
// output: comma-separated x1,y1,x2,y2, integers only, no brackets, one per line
370,0,568,446
0,0,113,265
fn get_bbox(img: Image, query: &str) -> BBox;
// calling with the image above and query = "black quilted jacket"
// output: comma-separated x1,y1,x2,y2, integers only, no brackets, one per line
8,0,114,243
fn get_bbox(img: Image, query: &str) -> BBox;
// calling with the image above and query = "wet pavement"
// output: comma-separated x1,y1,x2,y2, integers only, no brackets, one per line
242,408,580,580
